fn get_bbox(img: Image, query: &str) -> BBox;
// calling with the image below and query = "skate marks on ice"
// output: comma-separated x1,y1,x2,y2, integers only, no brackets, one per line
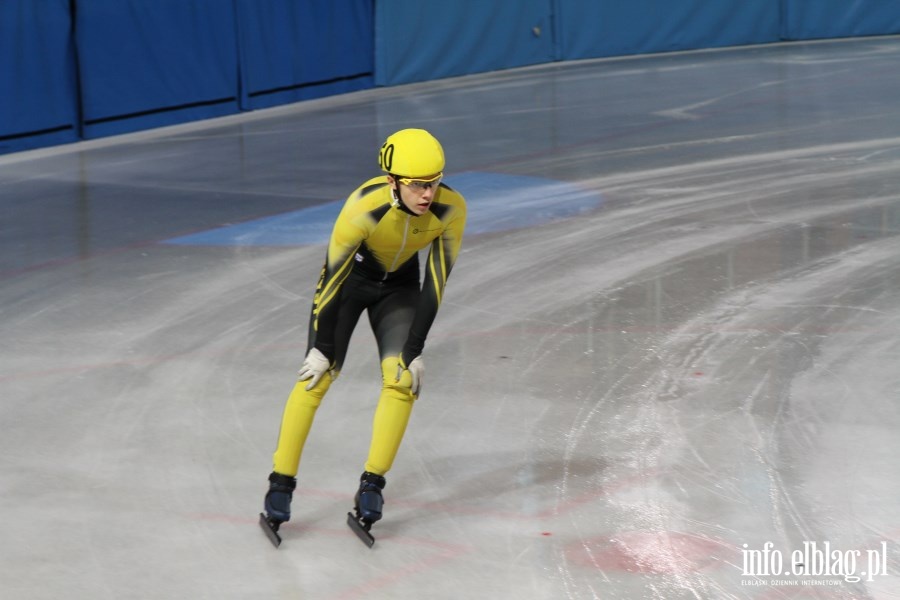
539,239,900,597
434,137,900,596
447,133,900,343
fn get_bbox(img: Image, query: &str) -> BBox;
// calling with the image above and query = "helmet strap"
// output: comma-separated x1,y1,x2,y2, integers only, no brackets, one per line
388,174,416,215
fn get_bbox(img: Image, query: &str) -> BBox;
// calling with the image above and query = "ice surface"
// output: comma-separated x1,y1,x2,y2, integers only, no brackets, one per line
2,38,899,599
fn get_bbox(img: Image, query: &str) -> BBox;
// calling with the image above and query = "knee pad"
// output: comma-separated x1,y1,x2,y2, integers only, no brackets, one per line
380,357,416,401
292,369,336,408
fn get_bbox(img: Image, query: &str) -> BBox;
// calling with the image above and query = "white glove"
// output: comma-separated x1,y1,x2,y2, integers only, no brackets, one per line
397,356,424,395
298,348,331,391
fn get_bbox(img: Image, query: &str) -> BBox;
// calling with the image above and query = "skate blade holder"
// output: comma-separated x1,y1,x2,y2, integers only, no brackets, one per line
259,513,283,548
346,512,375,547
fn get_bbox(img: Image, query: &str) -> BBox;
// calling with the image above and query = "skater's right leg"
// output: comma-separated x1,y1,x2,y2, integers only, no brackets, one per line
265,374,333,523
271,374,333,477
271,276,365,478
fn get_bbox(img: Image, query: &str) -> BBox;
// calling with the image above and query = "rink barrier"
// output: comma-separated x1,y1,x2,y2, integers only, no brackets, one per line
0,0,80,151
74,0,241,140
233,0,375,111
780,0,900,40
3,0,900,154
555,0,781,63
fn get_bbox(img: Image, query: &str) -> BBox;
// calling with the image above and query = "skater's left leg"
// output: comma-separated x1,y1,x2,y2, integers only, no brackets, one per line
364,356,417,476
352,283,418,528
364,278,420,477
351,358,415,528
355,359,414,524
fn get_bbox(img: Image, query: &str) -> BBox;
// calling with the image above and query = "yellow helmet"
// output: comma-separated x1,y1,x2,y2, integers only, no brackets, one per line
378,129,445,178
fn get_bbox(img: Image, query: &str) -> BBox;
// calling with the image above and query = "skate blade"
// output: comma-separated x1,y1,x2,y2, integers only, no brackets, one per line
346,512,375,548
259,513,282,548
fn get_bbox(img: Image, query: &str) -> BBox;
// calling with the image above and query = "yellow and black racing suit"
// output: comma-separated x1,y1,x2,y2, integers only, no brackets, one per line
272,175,467,478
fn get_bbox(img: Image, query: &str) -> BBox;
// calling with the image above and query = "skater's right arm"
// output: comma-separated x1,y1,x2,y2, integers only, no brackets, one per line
309,180,385,360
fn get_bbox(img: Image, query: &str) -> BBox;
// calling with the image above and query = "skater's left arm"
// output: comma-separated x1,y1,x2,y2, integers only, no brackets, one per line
401,194,467,365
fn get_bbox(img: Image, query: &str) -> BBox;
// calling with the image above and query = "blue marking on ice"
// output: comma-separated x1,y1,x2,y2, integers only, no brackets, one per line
163,171,603,246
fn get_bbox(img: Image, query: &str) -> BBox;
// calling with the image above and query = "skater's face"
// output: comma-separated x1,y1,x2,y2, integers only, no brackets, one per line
389,173,441,215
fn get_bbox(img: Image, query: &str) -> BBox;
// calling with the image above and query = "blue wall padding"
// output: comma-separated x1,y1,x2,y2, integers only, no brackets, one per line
6,1,900,155
235,0,374,110
0,0,79,153
782,0,900,40
374,0,556,86
75,0,241,138
556,0,781,60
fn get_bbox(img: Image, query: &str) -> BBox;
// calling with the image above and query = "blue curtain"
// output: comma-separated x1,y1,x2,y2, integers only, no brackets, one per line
74,0,240,138
0,0,79,153
558,0,780,60
235,0,374,110
375,0,555,86
782,0,900,40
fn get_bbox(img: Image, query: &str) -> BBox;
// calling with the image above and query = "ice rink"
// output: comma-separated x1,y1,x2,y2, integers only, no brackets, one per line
2,37,900,599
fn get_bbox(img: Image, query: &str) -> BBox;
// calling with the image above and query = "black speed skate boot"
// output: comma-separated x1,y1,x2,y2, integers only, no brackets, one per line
355,471,387,523
347,471,386,547
259,472,296,547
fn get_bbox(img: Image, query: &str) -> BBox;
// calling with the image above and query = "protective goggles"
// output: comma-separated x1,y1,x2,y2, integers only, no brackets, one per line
397,173,443,190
